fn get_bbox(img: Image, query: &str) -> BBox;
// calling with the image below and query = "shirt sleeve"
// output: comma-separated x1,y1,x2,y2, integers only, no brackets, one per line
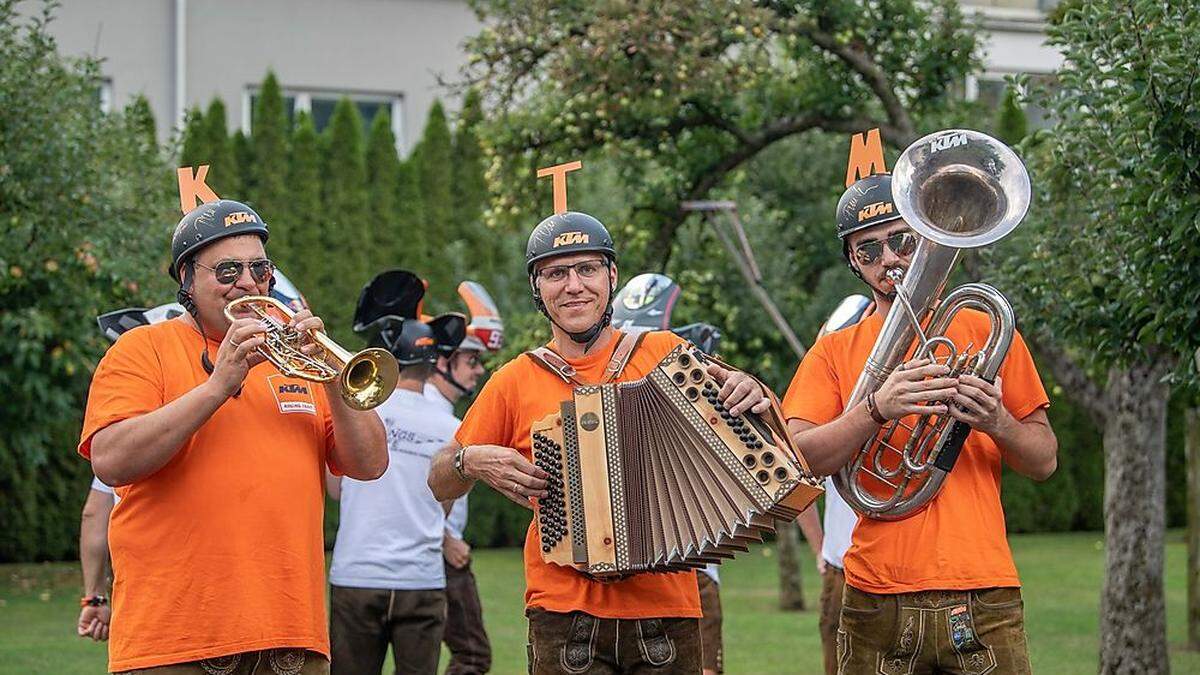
781,337,845,426
78,329,165,459
455,366,517,449
998,328,1050,422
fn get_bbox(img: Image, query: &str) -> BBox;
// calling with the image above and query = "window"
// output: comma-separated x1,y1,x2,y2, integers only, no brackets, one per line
242,87,406,153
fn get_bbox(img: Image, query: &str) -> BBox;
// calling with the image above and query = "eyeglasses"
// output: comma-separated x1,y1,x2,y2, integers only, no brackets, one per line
536,259,607,284
854,232,917,266
195,258,274,285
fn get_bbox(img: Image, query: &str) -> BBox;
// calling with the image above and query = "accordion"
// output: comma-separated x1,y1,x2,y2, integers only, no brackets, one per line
530,344,822,577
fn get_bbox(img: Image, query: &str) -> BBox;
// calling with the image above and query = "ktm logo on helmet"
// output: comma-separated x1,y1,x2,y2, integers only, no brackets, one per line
858,201,894,222
930,133,968,154
553,231,590,247
224,211,258,227
414,336,435,347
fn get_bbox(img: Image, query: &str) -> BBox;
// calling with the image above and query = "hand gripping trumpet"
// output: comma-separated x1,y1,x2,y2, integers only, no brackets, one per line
833,129,1030,520
224,296,399,411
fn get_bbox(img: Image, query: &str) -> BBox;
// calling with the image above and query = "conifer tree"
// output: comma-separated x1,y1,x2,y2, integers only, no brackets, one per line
320,98,371,340
365,110,402,272
201,98,240,198
178,106,207,171
413,100,454,297
994,85,1028,146
231,130,254,195
451,89,491,281
285,111,325,310
395,157,427,273
252,72,291,234
125,94,158,149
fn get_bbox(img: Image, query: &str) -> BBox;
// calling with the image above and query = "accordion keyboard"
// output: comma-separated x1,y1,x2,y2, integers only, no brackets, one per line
530,343,822,577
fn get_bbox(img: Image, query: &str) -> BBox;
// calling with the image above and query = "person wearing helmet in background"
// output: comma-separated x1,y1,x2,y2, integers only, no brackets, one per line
782,171,1057,674
427,281,504,675
429,211,774,674
612,272,827,675
328,305,458,675
77,199,386,674
77,272,308,647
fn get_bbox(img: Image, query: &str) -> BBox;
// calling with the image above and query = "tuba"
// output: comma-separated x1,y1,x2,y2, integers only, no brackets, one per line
833,129,1030,520
224,295,399,411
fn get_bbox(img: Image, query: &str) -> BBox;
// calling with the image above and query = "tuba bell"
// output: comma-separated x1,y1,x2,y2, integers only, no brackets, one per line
832,129,1030,520
224,295,399,411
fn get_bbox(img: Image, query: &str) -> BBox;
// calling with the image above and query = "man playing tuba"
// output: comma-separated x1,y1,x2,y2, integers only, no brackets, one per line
782,154,1058,672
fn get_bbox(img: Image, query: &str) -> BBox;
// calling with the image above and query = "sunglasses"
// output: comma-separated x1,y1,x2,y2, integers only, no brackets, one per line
195,258,275,285
537,259,607,284
854,232,917,266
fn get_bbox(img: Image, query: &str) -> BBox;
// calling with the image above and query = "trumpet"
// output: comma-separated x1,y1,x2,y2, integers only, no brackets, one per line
223,295,399,411
833,129,1030,520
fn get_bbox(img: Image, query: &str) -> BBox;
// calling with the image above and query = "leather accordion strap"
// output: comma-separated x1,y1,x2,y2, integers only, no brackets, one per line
525,329,650,386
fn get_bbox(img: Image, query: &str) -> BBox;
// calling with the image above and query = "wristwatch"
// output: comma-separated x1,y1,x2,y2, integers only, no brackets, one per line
453,446,471,481
80,594,109,608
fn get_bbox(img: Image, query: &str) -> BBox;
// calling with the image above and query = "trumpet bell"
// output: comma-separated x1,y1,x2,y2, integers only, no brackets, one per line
224,295,399,411
892,129,1031,249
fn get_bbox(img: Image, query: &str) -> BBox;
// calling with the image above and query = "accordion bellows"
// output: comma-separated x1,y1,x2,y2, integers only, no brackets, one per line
531,344,823,577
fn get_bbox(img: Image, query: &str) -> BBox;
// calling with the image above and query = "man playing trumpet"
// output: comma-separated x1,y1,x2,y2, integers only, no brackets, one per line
79,199,387,674
783,148,1057,672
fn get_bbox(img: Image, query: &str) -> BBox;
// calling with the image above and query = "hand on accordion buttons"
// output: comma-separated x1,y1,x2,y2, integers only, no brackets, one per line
463,444,549,509
875,357,955,421
705,364,770,416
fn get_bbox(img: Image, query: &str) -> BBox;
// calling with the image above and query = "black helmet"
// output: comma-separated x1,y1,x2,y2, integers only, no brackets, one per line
525,211,616,275
428,312,468,358
380,319,438,366
352,269,425,338
836,173,901,244
169,200,269,281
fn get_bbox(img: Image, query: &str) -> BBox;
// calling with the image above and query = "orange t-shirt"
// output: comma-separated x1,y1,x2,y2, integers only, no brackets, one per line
455,329,702,619
78,318,338,672
781,309,1048,594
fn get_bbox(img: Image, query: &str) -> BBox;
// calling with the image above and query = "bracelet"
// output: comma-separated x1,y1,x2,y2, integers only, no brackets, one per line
453,446,471,481
80,594,108,608
865,393,888,425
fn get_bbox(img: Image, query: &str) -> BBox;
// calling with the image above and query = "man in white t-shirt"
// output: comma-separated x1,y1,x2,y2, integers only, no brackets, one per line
328,318,460,675
810,294,871,675
426,281,504,674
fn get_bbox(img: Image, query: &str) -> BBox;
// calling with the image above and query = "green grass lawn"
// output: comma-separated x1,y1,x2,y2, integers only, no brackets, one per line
1,531,1197,674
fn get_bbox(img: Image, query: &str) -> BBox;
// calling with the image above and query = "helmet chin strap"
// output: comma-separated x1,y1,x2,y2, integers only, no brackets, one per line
437,354,474,397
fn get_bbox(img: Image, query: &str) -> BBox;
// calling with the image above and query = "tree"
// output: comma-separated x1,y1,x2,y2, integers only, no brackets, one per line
452,89,493,281
231,130,254,194
251,71,292,257
319,98,371,341
201,98,241,198
0,0,175,560
178,106,207,170
365,110,402,272
394,157,427,273
994,2,1200,671
994,85,1028,146
466,0,981,267
413,99,456,300
285,111,325,311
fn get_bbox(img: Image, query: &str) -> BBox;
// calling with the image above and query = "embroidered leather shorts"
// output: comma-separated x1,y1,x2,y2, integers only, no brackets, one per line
525,607,702,674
